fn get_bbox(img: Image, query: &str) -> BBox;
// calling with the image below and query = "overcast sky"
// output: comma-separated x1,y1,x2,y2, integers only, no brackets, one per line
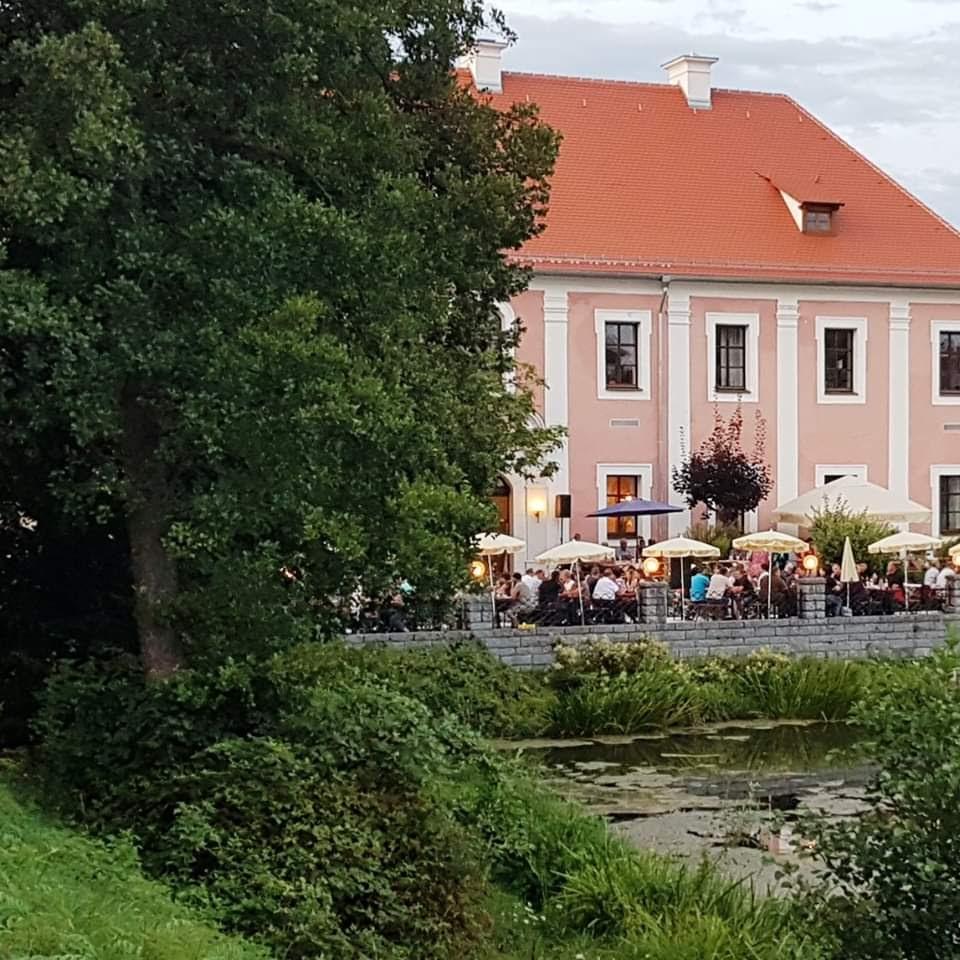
496,0,960,227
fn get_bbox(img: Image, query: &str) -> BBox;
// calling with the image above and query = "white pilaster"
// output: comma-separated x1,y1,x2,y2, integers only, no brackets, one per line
776,299,799,533
888,300,911,503
542,282,570,546
667,292,691,536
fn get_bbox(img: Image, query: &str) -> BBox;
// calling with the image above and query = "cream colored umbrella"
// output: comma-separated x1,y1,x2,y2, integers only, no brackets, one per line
643,537,720,618
475,532,526,622
733,529,808,614
774,476,931,526
868,531,942,610
536,539,615,624
950,542,960,560
840,536,858,611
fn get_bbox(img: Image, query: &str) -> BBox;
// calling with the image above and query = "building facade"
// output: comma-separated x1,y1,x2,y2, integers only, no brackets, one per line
465,45,960,566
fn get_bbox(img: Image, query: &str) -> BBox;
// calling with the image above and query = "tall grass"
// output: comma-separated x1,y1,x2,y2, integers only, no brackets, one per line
734,658,865,720
0,770,267,960
547,670,700,735
461,765,822,960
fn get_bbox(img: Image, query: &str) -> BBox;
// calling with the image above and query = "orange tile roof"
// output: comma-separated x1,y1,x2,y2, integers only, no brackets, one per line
484,72,960,288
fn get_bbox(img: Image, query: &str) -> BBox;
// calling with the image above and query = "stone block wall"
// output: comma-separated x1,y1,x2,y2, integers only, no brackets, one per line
344,612,960,669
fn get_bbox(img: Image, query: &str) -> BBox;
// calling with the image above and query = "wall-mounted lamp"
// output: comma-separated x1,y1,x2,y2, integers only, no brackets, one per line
527,489,547,523
642,556,661,577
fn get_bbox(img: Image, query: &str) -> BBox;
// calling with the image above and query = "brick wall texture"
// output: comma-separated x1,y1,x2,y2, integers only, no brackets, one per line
344,613,960,669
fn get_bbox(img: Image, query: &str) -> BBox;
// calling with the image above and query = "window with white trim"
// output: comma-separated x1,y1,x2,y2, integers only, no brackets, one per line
595,310,651,400
706,312,759,402
930,465,960,537
816,316,867,404
595,463,653,543
941,475,960,536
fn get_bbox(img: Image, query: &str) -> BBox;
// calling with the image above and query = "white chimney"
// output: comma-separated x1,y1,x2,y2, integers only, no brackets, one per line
662,54,718,110
465,38,508,93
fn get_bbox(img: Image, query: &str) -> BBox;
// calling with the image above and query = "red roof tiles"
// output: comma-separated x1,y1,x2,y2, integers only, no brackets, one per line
485,72,960,287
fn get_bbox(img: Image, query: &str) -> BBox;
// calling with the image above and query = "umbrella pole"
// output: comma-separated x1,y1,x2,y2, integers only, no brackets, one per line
489,559,498,626
577,562,586,626
768,550,773,618
680,555,685,620
903,549,909,611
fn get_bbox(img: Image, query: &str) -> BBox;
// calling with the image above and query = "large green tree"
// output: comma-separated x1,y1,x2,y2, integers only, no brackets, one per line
0,1,560,677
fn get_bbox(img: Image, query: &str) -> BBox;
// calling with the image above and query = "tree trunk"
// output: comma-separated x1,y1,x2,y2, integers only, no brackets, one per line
120,383,183,679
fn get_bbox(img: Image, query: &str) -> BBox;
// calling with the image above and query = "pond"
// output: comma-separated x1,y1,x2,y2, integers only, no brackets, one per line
506,720,872,893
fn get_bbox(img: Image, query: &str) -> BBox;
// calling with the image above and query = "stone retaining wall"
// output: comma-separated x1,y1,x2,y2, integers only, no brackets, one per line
345,613,960,669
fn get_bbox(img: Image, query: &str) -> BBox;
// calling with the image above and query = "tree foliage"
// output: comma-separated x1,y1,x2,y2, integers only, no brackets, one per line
808,502,895,569
797,642,960,960
0,1,561,675
672,406,773,527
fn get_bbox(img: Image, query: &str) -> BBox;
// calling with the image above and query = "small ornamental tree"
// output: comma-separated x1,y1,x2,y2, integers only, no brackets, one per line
808,502,895,570
672,406,773,528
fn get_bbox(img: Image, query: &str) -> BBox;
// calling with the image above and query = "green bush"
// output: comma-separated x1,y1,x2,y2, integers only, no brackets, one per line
684,521,742,562
0,770,267,960
808,503,894,570
35,647,489,960
796,643,960,959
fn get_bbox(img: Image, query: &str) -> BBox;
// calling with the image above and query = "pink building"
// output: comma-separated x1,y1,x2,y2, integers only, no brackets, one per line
464,45,960,566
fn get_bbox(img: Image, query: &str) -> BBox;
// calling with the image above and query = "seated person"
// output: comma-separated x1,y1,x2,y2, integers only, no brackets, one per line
690,565,710,602
538,570,562,605
707,564,730,600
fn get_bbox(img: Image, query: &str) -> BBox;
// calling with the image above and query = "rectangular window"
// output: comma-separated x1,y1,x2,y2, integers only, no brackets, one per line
940,331,960,396
803,209,832,233
715,324,746,392
605,322,638,389
941,476,960,535
606,474,638,538
824,328,854,394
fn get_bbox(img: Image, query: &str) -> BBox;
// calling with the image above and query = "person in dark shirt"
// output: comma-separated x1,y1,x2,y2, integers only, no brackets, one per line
539,570,561,605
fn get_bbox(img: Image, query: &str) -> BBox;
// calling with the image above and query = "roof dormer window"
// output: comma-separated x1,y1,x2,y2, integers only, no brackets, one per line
802,203,837,234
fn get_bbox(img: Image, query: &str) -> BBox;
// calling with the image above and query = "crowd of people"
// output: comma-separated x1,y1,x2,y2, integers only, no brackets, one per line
824,557,956,616
492,563,658,626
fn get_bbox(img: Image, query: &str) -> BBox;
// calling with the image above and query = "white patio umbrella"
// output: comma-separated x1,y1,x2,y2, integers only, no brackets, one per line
732,529,808,614
774,475,931,525
840,536,858,611
475,532,526,623
536,539,615,624
642,537,720,618
868,531,942,610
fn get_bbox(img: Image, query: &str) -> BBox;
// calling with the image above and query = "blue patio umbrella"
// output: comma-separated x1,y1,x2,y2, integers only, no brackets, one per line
587,498,683,560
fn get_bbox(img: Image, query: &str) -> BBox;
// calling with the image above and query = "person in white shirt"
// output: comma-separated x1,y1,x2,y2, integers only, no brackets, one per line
592,568,620,601
521,568,541,602
924,560,940,590
936,564,957,590
707,564,730,601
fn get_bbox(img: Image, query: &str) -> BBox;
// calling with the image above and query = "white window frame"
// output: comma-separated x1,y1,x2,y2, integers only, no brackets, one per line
596,463,654,545
815,316,867,405
815,464,868,487
930,465,960,538
929,320,960,406
595,309,652,401
498,301,517,394
706,312,759,403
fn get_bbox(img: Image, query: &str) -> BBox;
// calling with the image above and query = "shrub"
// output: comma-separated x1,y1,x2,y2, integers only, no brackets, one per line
735,657,864,720
808,503,895,570
0,771,267,960
796,642,960,959
549,636,671,691
684,521,742,563
35,646,490,960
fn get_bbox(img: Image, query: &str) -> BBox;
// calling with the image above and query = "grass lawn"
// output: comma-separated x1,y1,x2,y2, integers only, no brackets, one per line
0,761,268,960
